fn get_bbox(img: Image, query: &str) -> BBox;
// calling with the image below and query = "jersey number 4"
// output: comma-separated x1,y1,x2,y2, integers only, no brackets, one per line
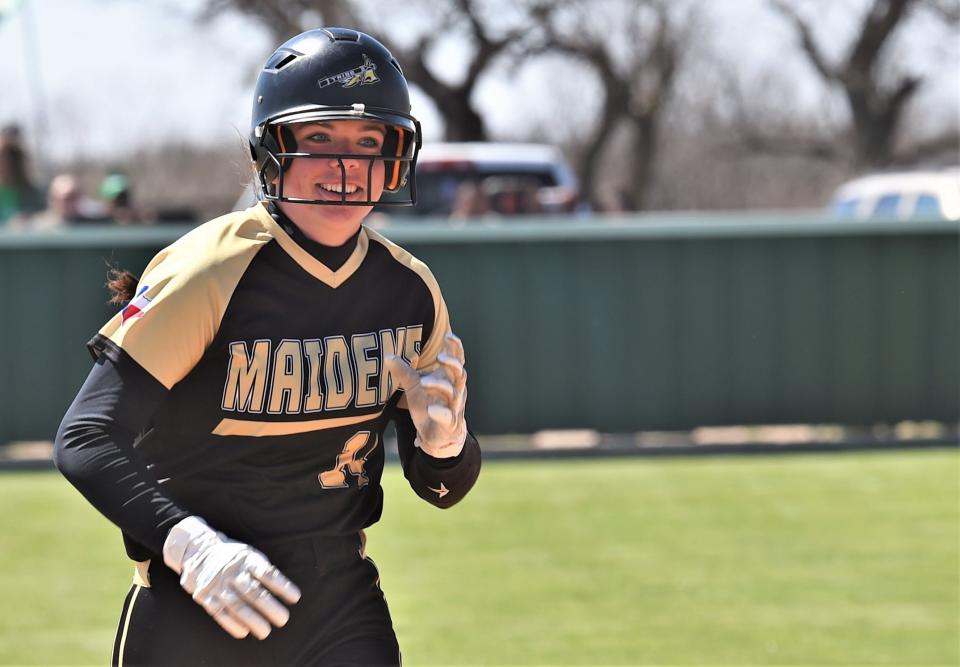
319,431,377,489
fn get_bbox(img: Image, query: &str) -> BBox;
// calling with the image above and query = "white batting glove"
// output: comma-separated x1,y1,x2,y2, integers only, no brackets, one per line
385,332,468,459
162,516,301,640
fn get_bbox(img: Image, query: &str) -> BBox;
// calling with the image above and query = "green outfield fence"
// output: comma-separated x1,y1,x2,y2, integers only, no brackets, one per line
0,212,957,442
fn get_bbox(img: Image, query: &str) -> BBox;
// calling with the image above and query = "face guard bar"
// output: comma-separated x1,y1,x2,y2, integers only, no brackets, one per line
257,151,418,207
253,105,422,207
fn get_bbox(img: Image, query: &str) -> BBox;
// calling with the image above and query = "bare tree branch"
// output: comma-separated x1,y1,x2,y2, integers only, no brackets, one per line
920,0,960,24
524,0,692,210
529,2,630,207
847,0,913,77
763,0,944,169
455,0,489,43
621,2,683,209
457,0,527,97
769,0,837,81
200,0,533,141
199,0,305,40
887,74,923,109
361,0,533,140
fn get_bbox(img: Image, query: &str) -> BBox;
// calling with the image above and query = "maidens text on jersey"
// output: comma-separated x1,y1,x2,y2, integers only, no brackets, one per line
221,326,423,415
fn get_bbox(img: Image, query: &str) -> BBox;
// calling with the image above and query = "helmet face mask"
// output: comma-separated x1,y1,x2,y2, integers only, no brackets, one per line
254,110,421,207
249,29,422,207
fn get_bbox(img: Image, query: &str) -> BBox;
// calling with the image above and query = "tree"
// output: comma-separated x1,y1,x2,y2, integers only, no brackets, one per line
365,0,531,142
200,0,698,209
762,0,959,169
530,0,694,210
200,0,533,141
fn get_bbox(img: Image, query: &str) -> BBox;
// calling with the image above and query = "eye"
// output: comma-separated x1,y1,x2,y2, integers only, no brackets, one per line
305,132,330,143
358,136,382,149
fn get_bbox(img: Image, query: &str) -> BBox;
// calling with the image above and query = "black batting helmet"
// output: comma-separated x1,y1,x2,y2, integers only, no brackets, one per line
249,27,421,206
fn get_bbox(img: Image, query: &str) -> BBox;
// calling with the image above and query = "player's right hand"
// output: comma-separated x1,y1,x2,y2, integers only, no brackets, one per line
162,515,301,640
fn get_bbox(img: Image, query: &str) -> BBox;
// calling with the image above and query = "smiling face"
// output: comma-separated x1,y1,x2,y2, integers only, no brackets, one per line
275,119,387,245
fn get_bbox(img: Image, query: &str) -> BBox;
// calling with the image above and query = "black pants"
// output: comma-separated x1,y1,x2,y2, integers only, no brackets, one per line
111,533,400,666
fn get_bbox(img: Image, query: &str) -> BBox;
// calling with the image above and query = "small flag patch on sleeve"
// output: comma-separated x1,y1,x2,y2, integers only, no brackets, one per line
121,285,152,324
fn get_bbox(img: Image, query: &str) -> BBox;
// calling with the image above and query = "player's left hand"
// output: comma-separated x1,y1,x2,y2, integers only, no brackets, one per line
385,332,467,459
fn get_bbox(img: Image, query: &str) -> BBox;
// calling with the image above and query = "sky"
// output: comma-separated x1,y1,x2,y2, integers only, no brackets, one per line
0,0,956,165
1,0,276,160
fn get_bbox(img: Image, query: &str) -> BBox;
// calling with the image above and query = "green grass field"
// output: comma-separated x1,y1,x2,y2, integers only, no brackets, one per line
0,449,957,666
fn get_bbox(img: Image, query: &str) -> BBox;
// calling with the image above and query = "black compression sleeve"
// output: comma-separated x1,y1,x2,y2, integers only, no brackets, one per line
394,408,481,508
54,356,189,555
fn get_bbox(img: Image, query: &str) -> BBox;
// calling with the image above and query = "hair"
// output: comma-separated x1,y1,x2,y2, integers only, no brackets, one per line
106,268,139,305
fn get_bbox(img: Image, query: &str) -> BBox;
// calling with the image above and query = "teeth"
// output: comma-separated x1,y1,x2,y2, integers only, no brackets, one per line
318,183,357,194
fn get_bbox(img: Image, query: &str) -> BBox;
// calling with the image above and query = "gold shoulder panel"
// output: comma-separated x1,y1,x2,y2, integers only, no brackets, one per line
363,227,451,372
98,206,274,388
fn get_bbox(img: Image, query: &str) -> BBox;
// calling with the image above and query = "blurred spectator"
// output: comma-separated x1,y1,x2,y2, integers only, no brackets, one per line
0,133,45,226
1,124,24,143
449,181,493,221
482,176,543,216
537,185,579,214
99,172,143,224
31,174,108,228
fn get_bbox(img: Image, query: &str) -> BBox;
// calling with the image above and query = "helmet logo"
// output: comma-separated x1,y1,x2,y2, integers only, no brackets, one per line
318,55,380,89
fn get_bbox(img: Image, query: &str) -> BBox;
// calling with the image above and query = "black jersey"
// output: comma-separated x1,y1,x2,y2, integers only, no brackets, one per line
61,203,479,557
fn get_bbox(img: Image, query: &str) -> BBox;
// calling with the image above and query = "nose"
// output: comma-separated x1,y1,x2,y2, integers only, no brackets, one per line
327,155,361,171
326,137,363,170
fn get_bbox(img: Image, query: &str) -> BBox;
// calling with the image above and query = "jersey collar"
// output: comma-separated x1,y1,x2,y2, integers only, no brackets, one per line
253,202,369,288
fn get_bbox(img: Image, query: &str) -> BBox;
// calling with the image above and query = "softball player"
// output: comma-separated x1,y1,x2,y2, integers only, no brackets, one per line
54,27,481,666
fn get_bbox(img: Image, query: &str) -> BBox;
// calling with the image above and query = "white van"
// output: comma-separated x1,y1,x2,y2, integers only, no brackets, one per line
828,168,960,221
